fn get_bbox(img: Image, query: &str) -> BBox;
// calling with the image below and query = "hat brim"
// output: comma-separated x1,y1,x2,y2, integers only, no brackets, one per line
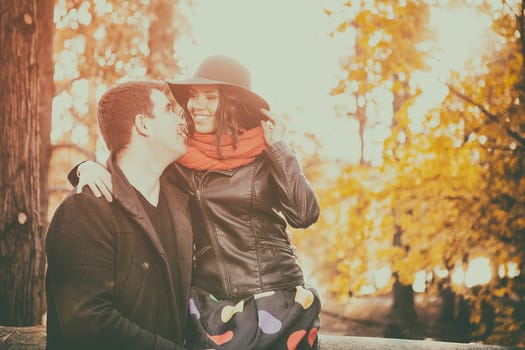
166,78,270,122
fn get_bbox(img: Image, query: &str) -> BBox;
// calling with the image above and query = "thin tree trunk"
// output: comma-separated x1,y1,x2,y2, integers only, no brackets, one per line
385,76,422,339
38,0,55,227
146,0,180,79
0,0,50,325
356,99,367,165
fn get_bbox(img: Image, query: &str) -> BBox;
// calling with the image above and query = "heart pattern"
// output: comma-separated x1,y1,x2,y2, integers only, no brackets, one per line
189,298,200,319
308,327,318,347
208,330,234,346
220,299,245,323
287,329,307,350
188,286,319,349
258,310,282,334
294,286,314,310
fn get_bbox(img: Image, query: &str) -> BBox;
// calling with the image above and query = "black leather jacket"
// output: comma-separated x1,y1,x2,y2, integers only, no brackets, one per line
165,141,320,299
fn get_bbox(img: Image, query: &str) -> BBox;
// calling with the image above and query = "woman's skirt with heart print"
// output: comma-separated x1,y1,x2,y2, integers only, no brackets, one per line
185,285,321,350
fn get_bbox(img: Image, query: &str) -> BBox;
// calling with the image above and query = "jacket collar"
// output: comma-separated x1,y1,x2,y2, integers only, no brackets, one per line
107,155,193,262
106,155,148,218
107,156,168,262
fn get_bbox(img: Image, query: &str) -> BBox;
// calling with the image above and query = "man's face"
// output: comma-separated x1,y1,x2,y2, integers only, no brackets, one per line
148,88,187,160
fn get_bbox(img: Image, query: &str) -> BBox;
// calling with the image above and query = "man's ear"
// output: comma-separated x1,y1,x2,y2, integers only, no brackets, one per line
134,114,150,136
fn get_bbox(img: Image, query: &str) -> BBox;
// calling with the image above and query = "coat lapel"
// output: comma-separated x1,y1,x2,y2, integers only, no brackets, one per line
107,157,193,336
108,157,169,261
160,176,193,306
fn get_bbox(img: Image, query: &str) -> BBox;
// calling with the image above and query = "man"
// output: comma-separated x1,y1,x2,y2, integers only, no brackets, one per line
45,81,192,350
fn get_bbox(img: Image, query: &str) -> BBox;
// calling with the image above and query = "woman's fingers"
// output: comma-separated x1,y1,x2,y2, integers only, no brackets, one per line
76,180,91,194
273,118,287,137
77,179,113,202
99,172,113,202
260,108,276,123
87,182,103,198
260,108,288,145
98,183,113,202
75,160,113,202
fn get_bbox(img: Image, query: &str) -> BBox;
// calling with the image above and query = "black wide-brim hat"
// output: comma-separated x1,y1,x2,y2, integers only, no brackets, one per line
166,55,270,120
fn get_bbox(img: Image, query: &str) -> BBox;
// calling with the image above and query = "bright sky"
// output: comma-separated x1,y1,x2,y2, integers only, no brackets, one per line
174,0,494,164
175,0,360,162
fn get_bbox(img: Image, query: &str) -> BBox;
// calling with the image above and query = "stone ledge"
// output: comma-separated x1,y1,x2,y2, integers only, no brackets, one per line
319,335,524,350
0,327,45,350
0,326,523,350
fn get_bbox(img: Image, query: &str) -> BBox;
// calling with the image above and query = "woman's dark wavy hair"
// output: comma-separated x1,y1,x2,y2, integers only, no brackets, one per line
182,85,261,158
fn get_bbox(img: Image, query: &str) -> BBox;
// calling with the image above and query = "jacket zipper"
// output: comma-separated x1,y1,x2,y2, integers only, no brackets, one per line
194,173,232,294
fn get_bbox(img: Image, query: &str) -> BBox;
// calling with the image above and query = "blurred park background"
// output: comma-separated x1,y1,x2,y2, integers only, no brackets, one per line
1,0,525,347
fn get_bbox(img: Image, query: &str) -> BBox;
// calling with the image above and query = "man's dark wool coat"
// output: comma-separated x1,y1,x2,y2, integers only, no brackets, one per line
46,157,193,350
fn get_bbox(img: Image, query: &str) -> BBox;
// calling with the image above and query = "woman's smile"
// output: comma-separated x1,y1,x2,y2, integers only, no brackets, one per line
193,114,213,122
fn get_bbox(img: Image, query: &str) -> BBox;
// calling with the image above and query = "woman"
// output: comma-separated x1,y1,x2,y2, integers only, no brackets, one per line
74,55,321,349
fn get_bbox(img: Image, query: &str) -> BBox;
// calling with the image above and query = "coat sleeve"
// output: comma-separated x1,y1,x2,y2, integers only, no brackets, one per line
264,141,320,228
45,192,184,350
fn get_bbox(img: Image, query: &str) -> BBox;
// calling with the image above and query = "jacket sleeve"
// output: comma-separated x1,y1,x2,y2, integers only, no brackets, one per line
45,193,184,350
67,161,88,187
162,163,186,188
264,141,320,228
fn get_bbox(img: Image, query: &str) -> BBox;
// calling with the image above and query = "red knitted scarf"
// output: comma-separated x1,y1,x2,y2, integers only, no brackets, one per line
176,126,267,171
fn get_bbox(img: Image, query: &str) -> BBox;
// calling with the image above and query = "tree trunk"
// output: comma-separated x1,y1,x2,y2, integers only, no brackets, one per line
434,278,471,342
384,275,421,339
349,94,367,166
146,0,180,79
385,77,422,339
38,0,55,226
0,0,52,326
437,283,456,324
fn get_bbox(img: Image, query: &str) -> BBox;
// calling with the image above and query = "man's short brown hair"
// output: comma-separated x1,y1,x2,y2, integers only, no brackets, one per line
97,81,165,152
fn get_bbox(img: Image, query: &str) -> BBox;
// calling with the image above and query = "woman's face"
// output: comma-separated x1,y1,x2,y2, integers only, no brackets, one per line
186,85,219,134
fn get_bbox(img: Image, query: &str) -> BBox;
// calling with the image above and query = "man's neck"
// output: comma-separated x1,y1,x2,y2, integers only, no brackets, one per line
116,150,167,206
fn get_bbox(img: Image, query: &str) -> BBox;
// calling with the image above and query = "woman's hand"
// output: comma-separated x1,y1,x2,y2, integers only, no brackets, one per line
260,108,287,145
76,161,113,202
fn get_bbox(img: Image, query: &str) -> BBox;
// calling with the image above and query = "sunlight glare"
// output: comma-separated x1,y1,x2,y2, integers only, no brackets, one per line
498,261,521,279
359,284,376,295
94,0,113,16
71,79,88,98
412,270,427,293
401,5,494,141
451,265,465,285
362,86,393,166
50,111,74,143
71,125,90,146
429,6,492,75
77,2,93,26
95,135,110,163
51,93,73,141
176,0,352,161
465,257,492,288
434,266,449,278
373,266,391,289
408,72,448,134
507,262,521,278
70,80,89,117
94,27,106,41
